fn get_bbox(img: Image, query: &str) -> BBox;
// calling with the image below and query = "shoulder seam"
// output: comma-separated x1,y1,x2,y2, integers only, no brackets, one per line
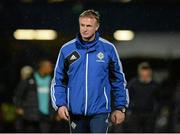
61,38,76,49
99,37,114,47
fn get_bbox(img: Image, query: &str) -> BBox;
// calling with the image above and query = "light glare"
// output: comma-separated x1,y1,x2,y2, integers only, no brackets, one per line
113,30,135,41
14,29,57,40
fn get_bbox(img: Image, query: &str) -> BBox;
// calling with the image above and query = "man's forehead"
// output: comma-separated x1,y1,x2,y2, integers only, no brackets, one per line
79,17,97,22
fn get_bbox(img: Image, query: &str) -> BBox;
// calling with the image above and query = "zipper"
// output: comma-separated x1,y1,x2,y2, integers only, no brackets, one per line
104,87,108,110
67,87,70,109
85,52,89,116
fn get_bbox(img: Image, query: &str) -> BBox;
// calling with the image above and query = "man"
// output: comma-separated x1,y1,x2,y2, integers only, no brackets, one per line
126,62,159,132
51,9,129,133
14,59,53,132
14,65,33,132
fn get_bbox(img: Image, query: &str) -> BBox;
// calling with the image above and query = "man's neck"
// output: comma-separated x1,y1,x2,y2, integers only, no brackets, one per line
38,70,46,77
139,77,152,84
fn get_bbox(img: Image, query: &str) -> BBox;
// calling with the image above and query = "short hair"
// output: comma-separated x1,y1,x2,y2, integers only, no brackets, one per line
79,9,100,24
37,58,52,69
138,62,151,72
20,65,33,80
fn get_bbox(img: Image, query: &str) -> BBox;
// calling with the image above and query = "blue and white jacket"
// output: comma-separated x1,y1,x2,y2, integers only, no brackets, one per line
51,32,129,116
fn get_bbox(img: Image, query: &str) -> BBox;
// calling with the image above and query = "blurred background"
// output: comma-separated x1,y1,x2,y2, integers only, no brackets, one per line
0,0,180,132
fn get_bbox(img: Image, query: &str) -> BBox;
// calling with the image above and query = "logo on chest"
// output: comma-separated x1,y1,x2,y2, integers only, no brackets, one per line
66,51,80,65
96,52,105,62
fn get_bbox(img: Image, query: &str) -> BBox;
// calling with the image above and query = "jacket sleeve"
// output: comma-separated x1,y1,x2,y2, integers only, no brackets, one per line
51,48,68,111
109,46,129,109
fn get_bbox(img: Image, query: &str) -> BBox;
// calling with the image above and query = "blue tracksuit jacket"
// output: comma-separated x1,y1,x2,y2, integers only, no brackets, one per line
51,32,129,116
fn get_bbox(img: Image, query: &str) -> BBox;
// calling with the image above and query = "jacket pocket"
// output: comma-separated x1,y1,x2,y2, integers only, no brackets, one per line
104,87,108,110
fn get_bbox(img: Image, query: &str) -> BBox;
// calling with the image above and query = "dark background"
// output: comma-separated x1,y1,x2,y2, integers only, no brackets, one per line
0,0,180,132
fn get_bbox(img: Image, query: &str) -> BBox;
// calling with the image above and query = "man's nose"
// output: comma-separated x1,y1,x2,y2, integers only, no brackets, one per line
83,26,88,31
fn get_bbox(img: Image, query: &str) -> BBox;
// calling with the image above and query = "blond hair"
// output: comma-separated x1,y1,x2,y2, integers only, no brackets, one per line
79,9,100,24
21,65,33,80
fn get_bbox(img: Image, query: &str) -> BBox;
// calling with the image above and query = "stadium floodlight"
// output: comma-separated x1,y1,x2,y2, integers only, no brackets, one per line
113,30,135,41
14,29,57,40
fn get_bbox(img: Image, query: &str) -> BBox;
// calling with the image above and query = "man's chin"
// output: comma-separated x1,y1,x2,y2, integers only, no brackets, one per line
81,33,95,41
82,35,91,39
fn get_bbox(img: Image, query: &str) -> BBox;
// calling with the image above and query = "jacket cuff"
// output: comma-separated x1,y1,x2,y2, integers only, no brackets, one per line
57,104,68,110
116,106,126,113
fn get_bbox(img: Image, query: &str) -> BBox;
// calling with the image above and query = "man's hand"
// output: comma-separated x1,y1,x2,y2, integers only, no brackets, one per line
111,110,125,124
58,106,69,121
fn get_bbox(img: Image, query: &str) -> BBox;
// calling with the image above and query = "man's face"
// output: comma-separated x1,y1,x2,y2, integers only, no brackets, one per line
79,17,99,41
139,69,152,83
41,61,53,75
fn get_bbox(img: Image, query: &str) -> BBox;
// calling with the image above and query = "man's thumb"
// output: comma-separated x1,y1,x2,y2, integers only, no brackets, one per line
65,107,69,118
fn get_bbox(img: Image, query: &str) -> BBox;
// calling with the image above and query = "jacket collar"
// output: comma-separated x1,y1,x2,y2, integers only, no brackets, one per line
76,32,99,52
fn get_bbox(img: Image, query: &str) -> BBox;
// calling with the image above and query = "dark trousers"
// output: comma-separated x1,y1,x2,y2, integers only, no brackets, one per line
125,113,155,133
51,120,70,133
69,113,109,133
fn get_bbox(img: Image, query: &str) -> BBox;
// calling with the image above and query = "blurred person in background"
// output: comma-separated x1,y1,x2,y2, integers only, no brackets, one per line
51,9,129,133
20,66,34,80
125,62,160,132
14,65,33,132
20,65,34,80
14,59,53,132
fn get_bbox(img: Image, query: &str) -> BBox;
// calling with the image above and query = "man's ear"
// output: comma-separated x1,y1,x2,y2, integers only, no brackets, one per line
96,24,99,31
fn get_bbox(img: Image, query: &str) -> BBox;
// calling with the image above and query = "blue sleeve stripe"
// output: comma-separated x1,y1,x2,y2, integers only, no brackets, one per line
112,45,129,107
51,47,63,110
51,79,58,110
99,37,129,107
51,39,76,110
51,49,62,110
